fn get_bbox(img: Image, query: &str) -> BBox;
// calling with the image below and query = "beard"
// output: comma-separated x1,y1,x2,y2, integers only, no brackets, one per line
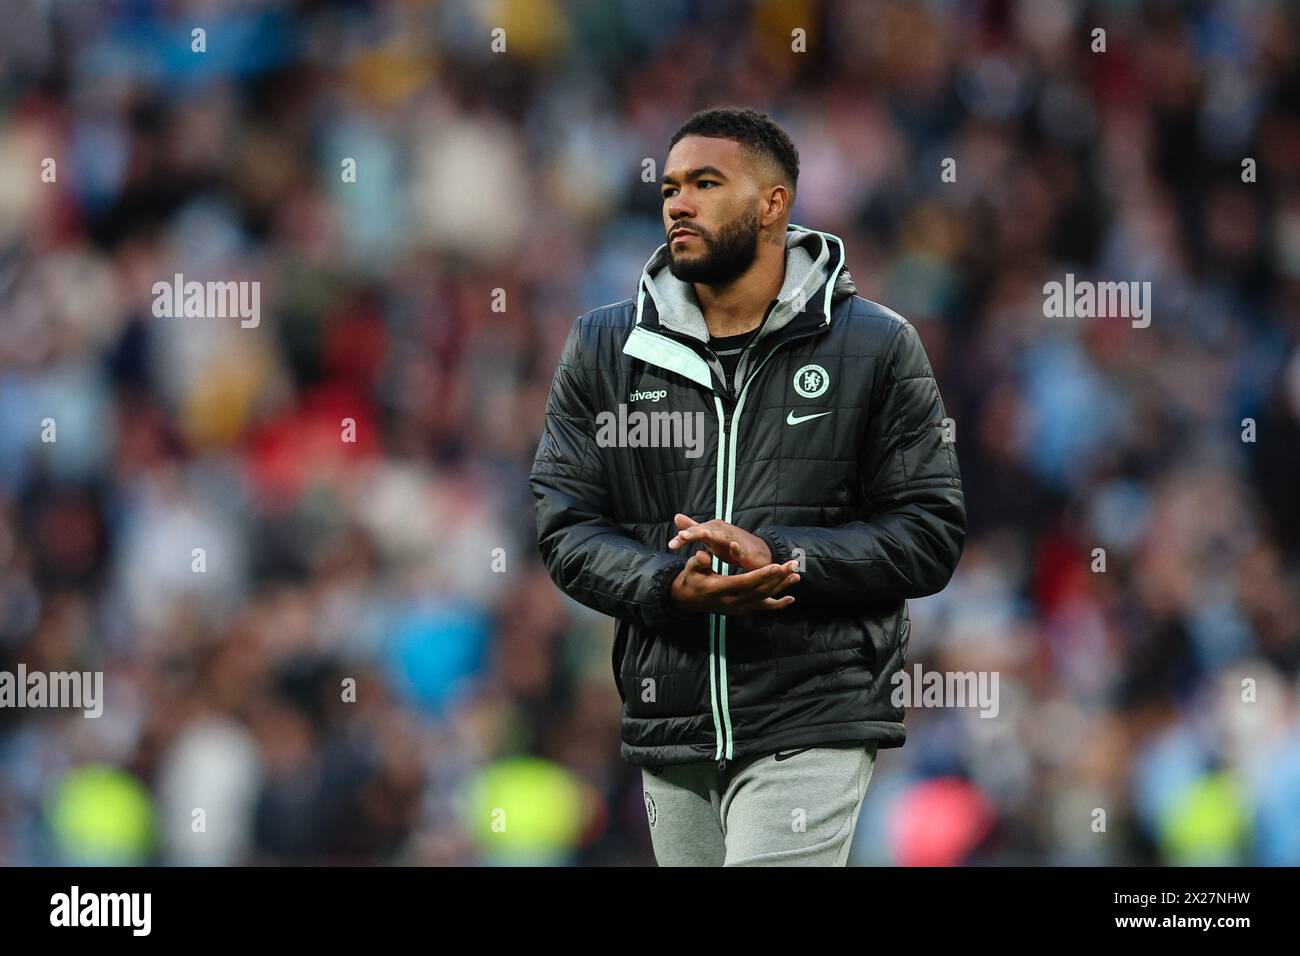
666,206,762,285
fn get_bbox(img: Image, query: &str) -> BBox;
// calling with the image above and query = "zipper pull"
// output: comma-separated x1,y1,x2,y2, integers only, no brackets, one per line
718,758,728,773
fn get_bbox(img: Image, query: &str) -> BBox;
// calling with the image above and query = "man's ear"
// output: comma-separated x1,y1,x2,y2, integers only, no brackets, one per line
762,183,791,226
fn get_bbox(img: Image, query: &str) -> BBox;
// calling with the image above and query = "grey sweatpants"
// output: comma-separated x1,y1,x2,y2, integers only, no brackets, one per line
639,741,879,866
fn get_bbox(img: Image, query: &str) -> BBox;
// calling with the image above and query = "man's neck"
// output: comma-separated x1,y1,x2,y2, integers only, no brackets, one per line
694,231,787,338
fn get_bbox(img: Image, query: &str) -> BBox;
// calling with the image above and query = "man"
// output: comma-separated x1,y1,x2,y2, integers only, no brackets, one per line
530,106,965,866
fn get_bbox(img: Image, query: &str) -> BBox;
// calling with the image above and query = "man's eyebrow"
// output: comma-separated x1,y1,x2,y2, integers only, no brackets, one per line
661,165,729,186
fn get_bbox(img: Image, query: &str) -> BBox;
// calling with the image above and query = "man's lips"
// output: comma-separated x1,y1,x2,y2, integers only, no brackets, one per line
670,230,698,244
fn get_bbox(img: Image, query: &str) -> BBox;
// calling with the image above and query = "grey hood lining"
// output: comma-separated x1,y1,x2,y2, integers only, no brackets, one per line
639,224,855,345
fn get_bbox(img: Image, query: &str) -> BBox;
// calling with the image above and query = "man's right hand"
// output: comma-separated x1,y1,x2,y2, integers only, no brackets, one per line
670,548,800,615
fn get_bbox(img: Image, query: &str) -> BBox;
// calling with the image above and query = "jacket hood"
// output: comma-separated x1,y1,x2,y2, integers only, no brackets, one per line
637,223,857,344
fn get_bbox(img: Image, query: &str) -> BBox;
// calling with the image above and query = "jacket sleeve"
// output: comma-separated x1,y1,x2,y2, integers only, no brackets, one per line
530,317,698,630
754,319,965,606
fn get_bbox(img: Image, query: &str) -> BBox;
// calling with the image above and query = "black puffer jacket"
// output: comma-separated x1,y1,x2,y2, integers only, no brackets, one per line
530,224,965,769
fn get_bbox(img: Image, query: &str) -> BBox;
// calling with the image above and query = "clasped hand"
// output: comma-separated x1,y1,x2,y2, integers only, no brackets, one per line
667,513,800,615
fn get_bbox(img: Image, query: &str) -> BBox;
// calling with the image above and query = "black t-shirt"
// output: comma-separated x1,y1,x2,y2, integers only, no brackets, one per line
709,327,761,392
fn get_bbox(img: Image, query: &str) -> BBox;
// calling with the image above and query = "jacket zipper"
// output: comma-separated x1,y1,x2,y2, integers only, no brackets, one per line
729,299,777,397
708,319,828,772
712,403,731,771
710,309,759,773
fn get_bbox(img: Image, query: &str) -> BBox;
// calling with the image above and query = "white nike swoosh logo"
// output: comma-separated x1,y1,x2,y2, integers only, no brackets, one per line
786,410,831,425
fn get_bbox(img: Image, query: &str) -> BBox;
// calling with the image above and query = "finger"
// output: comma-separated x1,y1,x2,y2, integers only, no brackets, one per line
726,593,797,616
683,548,714,573
728,539,777,573
729,565,800,598
669,516,711,550
676,522,717,546
727,562,796,588
748,570,801,599
770,562,803,590
767,570,801,594
705,564,799,597
754,566,803,599
695,536,736,565
699,563,771,593
686,526,735,553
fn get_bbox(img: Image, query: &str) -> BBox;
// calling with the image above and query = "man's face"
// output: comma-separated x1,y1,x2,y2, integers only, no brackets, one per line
661,135,764,285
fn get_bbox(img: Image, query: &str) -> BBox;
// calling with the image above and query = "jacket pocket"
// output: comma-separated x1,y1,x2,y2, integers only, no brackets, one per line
896,610,911,668
861,605,908,677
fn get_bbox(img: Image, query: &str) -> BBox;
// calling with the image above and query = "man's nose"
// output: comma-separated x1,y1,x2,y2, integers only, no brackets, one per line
667,198,695,221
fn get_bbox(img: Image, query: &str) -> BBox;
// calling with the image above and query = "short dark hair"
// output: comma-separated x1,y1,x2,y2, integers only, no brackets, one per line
669,106,799,202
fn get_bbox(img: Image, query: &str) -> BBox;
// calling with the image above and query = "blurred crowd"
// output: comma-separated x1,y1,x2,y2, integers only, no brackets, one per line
1,0,1299,866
